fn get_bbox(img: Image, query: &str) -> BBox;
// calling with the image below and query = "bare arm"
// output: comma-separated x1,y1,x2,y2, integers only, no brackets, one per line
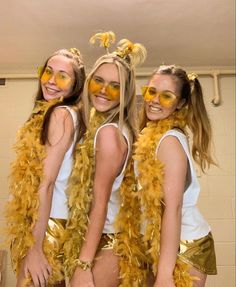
70,125,128,287
154,136,187,287
20,108,74,287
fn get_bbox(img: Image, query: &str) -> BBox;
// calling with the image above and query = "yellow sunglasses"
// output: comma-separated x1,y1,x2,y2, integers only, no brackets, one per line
89,77,120,101
141,86,178,108
41,67,73,90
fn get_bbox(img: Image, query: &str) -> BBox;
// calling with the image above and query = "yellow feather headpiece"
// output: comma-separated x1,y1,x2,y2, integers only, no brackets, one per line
90,31,116,53
89,31,147,67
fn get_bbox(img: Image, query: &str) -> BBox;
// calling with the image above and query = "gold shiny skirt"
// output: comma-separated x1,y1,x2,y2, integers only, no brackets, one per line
178,232,217,275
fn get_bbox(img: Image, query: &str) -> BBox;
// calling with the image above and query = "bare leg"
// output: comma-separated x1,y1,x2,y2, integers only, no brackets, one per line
16,261,28,287
93,249,120,287
189,266,207,287
146,266,207,287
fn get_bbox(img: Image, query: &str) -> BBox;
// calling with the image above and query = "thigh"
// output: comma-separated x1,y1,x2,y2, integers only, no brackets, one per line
93,249,120,287
16,265,26,287
189,265,207,287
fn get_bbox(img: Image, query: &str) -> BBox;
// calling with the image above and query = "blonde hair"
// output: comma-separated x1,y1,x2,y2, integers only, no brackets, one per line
84,32,147,140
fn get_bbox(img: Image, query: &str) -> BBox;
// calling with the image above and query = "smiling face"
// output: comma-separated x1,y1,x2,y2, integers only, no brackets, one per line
89,63,120,113
145,74,185,121
41,55,75,101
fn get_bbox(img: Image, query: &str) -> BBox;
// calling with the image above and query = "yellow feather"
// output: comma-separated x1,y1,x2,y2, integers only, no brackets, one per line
116,39,147,66
90,31,115,49
5,99,64,285
115,108,194,286
63,109,108,278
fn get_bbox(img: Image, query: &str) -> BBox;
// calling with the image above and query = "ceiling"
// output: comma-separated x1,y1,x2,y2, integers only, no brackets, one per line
0,0,235,75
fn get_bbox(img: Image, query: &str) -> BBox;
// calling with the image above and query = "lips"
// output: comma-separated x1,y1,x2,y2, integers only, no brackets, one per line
95,94,111,102
148,105,161,112
45,85,60,94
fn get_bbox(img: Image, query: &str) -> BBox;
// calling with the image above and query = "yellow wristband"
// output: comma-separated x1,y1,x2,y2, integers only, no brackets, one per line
75,259,94,271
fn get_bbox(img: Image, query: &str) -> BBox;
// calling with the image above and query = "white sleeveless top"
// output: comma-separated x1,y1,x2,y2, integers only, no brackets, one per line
93,123,132,233
156,129,211,240
50,106,78,219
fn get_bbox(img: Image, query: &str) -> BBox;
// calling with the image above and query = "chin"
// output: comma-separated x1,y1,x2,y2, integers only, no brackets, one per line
146,112,159,121
92,99,116,113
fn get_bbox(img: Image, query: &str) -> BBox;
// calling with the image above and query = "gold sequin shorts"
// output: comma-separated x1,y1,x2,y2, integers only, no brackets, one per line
178,232,217,275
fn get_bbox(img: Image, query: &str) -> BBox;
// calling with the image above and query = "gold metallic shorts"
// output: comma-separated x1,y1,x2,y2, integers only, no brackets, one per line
45,218,67,280
97,233,117,251
178,232,217,275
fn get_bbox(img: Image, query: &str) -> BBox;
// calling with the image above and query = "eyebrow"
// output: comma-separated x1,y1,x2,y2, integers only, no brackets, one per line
148,86,176,93
93,75,120,85
47,65,71,76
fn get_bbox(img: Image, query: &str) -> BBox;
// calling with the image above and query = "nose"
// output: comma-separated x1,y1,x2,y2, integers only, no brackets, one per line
100,85,106,94
48,73,56,85
100,82,108,94
151,93,160,103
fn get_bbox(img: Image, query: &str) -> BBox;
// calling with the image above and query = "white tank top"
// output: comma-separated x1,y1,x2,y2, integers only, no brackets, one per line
50,106,78,219
157,129,211,240
93,123,132,233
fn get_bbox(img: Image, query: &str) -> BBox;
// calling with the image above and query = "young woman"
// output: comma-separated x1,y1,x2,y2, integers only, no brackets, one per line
63,31,146,287
118,65,217,287
6,48,86,287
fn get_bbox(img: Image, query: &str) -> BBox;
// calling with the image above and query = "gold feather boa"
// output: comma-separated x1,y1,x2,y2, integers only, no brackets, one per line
5,98,67,285
63,109,108,278
114,160,147,287
116,108,193,286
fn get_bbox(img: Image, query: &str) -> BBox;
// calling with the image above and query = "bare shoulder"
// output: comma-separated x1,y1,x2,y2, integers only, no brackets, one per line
96,125,127,157
50,106,74,125
158,135,187,163
47,106,74,145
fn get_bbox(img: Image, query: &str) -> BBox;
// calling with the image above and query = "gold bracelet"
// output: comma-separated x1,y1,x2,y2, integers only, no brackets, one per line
75,258,94,271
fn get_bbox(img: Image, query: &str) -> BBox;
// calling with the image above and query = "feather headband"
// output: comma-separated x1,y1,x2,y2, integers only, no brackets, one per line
89,31,147,67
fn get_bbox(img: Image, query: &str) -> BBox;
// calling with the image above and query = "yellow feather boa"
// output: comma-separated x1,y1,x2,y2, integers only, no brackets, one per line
5,98,67,285
116,108,193,286
63,109,108,278
114,160,147,286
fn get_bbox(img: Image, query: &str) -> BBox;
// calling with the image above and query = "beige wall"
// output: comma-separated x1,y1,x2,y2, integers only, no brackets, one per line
0,73,235,287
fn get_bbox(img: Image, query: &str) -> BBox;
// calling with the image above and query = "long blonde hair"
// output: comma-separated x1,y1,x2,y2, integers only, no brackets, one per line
84,32,147,140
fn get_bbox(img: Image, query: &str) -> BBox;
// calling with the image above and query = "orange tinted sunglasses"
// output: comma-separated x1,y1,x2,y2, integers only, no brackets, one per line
41,67,73,90
141,86,178,108
89,77,120,101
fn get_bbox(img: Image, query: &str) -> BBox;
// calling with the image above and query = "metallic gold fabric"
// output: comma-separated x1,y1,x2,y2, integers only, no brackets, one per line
178,232,217,275
98,234,117,251
45,218,67,281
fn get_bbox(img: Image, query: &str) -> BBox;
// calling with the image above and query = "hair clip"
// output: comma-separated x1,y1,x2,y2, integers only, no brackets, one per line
69,48,81,57
188,73,198,81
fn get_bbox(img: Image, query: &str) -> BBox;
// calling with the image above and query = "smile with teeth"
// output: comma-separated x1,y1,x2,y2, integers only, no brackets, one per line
45,86,60,93
149,105,161,112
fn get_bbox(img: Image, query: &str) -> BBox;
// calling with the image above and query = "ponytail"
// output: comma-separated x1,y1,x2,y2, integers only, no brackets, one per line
187,77,216,172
